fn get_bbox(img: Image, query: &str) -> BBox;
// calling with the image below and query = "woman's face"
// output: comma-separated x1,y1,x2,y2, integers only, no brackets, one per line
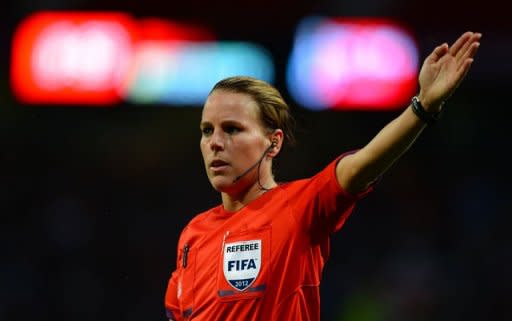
200,90,271,193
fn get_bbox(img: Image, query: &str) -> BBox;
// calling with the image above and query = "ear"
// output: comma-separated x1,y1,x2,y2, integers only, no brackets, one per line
267,129,284,158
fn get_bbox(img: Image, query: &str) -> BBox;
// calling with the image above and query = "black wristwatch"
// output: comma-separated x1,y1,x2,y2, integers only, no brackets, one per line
411,96,443,125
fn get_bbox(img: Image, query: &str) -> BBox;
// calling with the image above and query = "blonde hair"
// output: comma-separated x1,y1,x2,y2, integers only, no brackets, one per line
210,76,296,146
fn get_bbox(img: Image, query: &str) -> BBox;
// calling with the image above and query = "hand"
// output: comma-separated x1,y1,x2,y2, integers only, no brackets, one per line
418,31,481,112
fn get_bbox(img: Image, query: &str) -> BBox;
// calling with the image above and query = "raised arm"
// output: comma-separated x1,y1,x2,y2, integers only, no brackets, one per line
336,31,482,194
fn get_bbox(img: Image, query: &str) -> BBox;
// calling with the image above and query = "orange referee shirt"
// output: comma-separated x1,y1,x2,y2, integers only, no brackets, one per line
165,154,372,321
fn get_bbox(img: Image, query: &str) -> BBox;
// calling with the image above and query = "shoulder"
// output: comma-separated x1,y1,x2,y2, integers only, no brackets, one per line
184,205,222,230
178,205,222,241
280,152,367,202
188,205,220,226
281,156,341,191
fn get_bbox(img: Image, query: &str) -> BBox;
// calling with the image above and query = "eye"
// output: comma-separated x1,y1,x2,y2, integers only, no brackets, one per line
224,125,241,135
201,126,213,136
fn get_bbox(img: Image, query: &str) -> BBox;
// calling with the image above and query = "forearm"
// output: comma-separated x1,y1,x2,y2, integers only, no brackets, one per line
338,104,427,193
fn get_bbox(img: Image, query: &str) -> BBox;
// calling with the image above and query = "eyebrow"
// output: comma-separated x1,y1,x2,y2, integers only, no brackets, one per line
200,120,244,128
221,120,244,127
199,121,212,129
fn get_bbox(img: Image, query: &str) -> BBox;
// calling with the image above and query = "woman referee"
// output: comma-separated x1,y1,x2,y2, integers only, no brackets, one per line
164,31,481,321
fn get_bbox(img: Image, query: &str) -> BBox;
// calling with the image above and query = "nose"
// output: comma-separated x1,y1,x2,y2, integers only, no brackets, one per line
209,130,225,152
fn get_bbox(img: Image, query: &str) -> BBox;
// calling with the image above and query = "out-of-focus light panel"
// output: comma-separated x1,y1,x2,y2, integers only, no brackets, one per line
11,12,138,105
11,12,275,107
286,17,419,111
123,41,274,105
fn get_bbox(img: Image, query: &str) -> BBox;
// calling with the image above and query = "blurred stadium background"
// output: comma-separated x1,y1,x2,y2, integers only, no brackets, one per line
1,0,510,321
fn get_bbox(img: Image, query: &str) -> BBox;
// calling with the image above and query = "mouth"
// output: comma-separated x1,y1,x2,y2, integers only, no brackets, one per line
210,159,229,171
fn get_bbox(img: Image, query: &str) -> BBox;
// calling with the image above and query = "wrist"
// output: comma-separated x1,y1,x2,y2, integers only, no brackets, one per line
410,96,443,125
417,93,444,113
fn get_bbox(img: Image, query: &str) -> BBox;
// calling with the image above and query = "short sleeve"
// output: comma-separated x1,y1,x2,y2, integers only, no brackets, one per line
291,151,374,236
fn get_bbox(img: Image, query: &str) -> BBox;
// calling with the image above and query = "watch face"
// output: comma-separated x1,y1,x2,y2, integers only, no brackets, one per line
411,96,438,125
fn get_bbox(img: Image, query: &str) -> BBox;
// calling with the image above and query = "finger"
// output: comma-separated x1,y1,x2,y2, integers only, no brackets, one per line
455,58,474,84
425,43,449,64
457,33,482,63
449,31,473,56
457,42,480,73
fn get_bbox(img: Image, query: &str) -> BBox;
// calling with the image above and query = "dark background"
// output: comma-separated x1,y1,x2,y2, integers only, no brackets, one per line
1,0,510,320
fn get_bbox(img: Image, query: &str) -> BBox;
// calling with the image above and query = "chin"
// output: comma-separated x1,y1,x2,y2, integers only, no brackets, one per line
209,176,235,193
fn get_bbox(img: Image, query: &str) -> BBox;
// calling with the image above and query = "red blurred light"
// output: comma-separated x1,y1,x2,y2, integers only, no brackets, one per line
137,18,214,42
11,11,139,105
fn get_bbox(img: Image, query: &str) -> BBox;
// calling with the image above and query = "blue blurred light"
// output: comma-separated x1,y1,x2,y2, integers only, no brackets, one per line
125,41,275,106
286,16,419,111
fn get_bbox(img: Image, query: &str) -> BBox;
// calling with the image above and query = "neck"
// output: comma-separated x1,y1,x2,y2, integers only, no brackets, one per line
221,177,277,212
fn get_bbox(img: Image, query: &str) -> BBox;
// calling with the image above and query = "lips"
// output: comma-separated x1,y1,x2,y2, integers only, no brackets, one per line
210,159,229,169
211,160,227,167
